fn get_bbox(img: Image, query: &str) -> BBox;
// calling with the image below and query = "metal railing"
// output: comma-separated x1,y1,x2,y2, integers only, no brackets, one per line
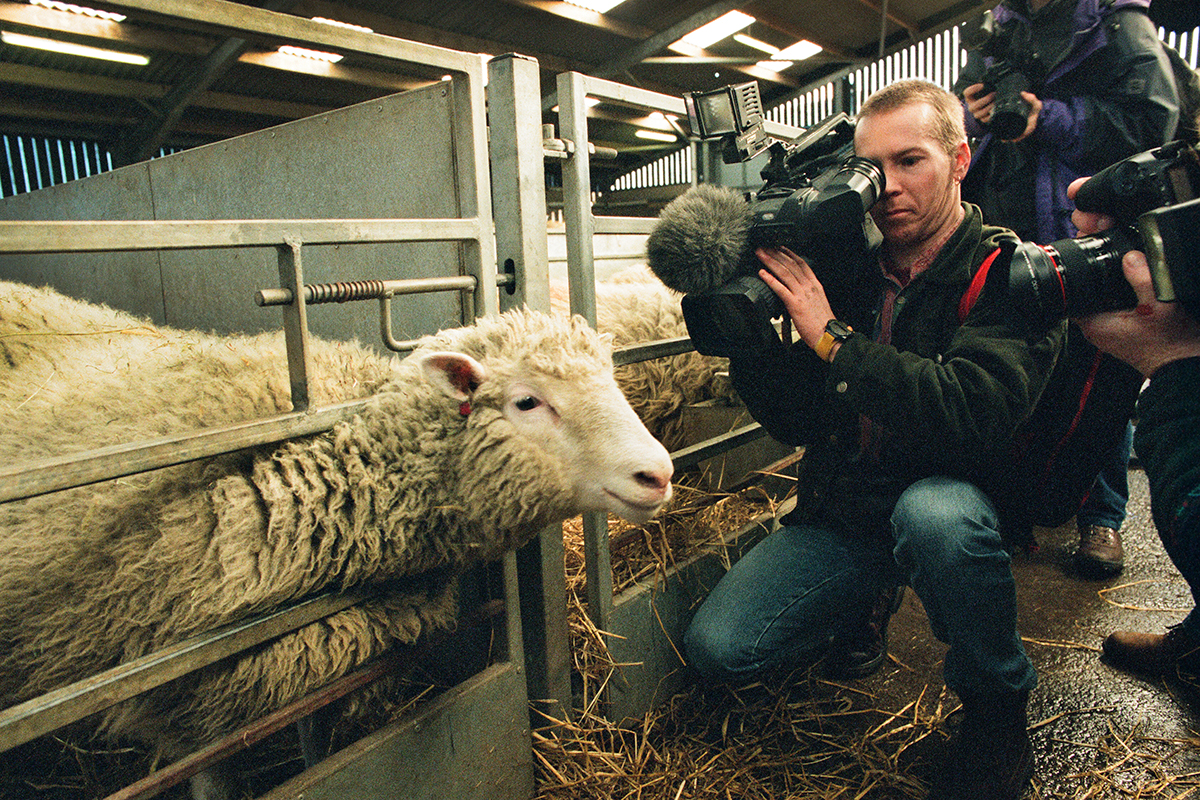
552,70,796,639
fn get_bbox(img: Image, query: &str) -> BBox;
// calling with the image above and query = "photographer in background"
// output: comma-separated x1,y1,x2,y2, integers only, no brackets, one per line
953,0,1184,579
1072,178,1200,682
682,80,1064,800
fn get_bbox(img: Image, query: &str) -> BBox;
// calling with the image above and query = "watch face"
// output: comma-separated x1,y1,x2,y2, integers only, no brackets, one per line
827,320,852,339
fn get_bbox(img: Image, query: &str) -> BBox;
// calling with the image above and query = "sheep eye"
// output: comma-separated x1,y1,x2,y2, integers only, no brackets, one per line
514,396,542,412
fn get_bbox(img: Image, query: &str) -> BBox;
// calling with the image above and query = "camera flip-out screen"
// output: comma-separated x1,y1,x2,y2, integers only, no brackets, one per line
685,82,762,139
688,90,737,137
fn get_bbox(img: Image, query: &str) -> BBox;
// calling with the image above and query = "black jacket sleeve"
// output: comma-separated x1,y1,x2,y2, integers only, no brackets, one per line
1135,357,1200,544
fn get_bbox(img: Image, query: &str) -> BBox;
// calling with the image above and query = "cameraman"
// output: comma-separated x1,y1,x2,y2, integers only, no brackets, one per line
683,80,1064,800
1073,180,1200,681
953,0,1185,579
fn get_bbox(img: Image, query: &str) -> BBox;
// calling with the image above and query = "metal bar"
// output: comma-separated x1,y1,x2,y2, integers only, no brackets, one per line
556,71,612,637
379,293,427,353
100,0,485,75
0,590,372,754
582,511,614,634
487,54,551,315
98,599,506,800
0,401,368,504
0,218,484,254
276,239,311,413
452,55,499,320
570,74,687,117
612,336,695,366
591,215,659,235
256,276,478,308
670,423,768,472
556,72,597,327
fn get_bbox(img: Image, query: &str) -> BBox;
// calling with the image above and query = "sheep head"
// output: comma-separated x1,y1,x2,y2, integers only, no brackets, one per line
417,310,673,527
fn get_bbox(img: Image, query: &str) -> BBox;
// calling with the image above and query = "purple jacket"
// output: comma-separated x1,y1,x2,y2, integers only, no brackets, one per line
955,0,1180,242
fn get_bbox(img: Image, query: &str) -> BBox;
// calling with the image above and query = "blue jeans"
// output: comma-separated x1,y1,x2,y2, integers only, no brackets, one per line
684,476,1037,698
1077,421,1134,530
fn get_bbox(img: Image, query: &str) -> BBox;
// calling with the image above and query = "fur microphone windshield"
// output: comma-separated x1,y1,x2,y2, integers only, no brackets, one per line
645,184,754,295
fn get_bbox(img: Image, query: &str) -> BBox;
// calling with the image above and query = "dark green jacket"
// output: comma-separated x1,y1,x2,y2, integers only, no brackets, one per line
729,204,1066,536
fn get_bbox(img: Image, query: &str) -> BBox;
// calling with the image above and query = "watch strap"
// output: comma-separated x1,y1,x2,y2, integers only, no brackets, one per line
814,320,851,362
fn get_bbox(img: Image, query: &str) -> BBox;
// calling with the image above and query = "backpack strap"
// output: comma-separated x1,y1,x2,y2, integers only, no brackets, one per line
957,246,1004,323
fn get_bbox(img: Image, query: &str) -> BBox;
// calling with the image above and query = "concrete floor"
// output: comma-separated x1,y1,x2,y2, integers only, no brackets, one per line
862,466,1200,797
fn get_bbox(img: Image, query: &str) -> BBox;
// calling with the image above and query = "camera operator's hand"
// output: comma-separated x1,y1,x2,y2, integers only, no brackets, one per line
1007,92,1042,142
1068,177,1200,377
756,246,836,356
1069,176,1117,236
962,83,1042,142
962,83,996,127
1075,250,1200,377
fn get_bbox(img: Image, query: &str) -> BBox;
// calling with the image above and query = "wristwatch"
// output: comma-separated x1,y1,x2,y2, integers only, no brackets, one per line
814,319,853,362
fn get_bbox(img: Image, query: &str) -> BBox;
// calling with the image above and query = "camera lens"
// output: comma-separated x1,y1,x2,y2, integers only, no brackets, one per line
1007,228,1141,325
834,156,886,210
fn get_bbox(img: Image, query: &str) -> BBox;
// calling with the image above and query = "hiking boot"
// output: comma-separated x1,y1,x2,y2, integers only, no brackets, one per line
927,690,1033,800
1074,524,1124,578
1103,624,1200,679
825,584,904,679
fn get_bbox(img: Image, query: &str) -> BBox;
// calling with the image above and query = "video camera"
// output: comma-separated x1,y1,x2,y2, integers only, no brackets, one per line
659,83,885,358
1006,139,1200,327
962,9,1039,141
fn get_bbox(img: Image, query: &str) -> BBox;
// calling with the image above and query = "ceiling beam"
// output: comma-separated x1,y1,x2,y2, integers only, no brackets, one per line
0,61,328,117
744,3,855,61
589,1,801,88
589,0,746,80
497,0,654,40
853,0,919,38
0,1,212,54
114,0,301,166
292,0,591,75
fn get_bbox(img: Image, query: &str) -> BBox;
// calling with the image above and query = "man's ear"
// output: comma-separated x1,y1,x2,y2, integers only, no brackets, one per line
418,352,487,401
954,140,972,182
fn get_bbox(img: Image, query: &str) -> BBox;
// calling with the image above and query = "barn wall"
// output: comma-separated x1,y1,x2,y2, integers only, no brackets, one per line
0,82,468,351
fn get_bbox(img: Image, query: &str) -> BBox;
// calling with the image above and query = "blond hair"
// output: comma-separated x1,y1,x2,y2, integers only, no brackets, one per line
857,79,966,157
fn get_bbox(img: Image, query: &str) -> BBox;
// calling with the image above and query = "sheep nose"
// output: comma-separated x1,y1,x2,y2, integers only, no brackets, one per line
634,467,672,492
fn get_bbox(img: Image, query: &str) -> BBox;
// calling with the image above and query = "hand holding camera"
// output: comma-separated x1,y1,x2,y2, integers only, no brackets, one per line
962,82,1042,142
1071,176,1200,378
754,246,836,351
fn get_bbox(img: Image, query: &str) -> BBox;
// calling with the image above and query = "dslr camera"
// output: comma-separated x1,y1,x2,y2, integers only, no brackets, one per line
676,85,886,357
962,9,1038,141
1006,139,1200,327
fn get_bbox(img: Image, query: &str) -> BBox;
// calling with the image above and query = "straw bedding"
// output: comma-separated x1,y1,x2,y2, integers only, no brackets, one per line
536,485,1200,800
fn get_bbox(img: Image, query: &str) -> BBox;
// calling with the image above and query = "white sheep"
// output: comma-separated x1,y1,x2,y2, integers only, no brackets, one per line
0,281,673,798
550,267,737,451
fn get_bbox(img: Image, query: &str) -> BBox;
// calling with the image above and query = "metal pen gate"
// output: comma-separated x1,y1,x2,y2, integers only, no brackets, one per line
0,5,546,799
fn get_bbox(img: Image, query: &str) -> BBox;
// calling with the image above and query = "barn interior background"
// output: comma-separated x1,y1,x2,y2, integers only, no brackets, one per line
1,1,1199,799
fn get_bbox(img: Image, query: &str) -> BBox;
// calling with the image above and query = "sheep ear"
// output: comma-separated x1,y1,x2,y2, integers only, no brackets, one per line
419,351,487,401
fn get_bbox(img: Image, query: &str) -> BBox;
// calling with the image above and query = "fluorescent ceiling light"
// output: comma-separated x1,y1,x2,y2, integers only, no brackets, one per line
29,0,125,23
278,44,344,63
670,10,754,52
733,33,779,55
640,111,678,131
636,129,677,142
311,16,373,34
563,0,627,12
774,40,823,60
755,60,793,72
1,30,147,64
